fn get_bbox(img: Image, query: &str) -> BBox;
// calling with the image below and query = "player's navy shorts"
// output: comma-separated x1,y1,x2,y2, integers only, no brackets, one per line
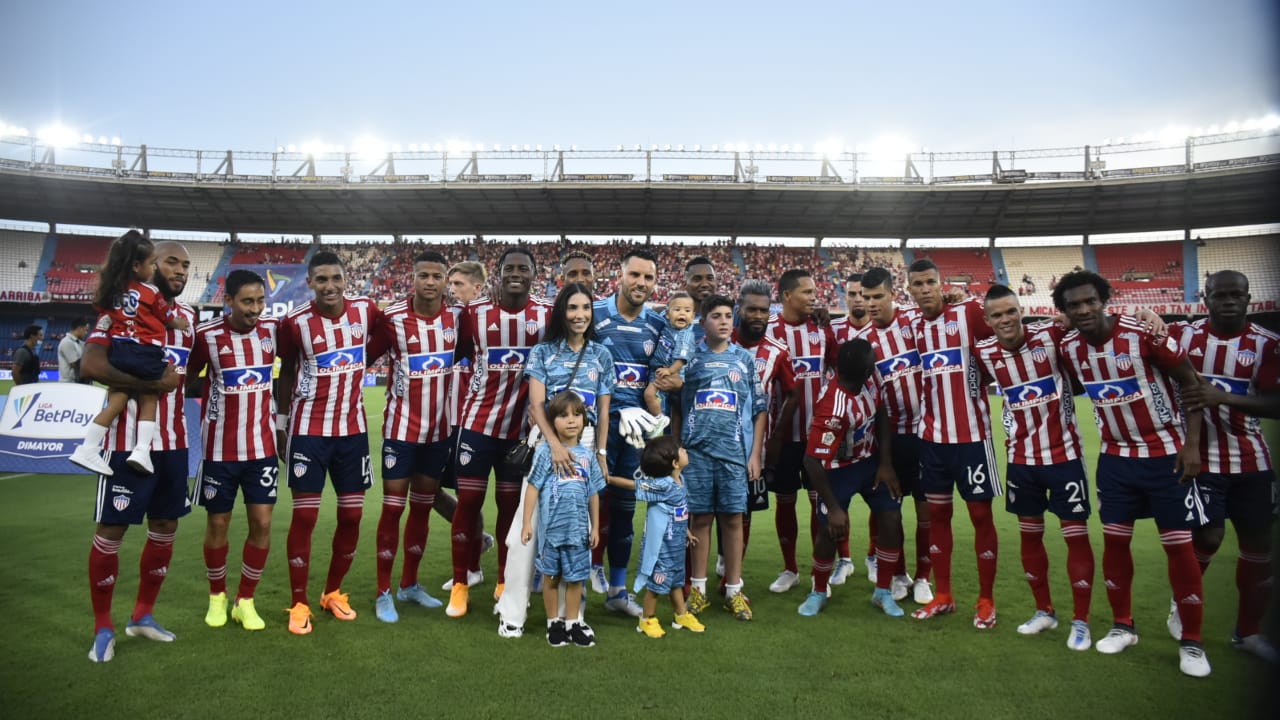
891,433,924,500
94,448,191,525
454,428,522,485
816,455,901,526
919,438,1004,502
1095,454,1208,529
382,439,451,482
767,440,812,494
684,447,747,514
1196,471,1276,531
109,339,167,382
440,427,461,490
193,457,279,513
1004,459,1091,521
536,543,590,583
287,434,373,494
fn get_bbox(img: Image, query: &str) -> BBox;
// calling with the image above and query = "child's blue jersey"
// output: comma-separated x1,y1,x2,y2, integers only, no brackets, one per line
650,323,695,374
680,341,768,468
528,443,606,547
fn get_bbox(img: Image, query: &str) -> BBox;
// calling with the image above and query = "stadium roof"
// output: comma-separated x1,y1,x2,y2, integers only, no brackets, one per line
1,163,1277,239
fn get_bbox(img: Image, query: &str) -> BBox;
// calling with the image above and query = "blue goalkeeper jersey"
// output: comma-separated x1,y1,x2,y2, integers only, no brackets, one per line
680,341,768,468
594,295,666,412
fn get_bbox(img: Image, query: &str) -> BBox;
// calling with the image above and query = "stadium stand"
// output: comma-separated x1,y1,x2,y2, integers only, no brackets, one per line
0,230,47,294
228,241,308,265
179,241,229,306
1001,245,1087,307
824,247,910,308
1197,234,1280,302
910,248,997,289
1093,241,1183,304
45,234,111,300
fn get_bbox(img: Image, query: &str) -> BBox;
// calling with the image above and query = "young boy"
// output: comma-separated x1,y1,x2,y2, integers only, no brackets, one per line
644,291,696,422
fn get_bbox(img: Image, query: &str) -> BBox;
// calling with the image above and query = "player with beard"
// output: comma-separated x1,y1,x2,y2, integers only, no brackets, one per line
683,256,717,344
83,239,195,662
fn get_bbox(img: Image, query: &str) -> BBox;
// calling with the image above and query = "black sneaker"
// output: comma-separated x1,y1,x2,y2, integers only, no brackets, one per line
570,622,596,648
547,620,569,648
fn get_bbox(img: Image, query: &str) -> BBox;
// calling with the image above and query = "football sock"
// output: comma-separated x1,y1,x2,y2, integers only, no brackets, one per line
1161,528,1203,643
776,493,799,574
132,529,175,621
467,513,484,573
812,555,834,594
1061,521,1093,622
926,494,954,595
451,477,488,585
1236,541,1272,638
204,543,229,595
401,490,434,589
874,547,900,591
375,489,407,595
807,491,820,546
324,493,364,594
1018,517,1051,612
237,541,269,600
287,492,322,606
915,519,933,581
1101,522,1135,626
968,500,998,599
89,534,121,632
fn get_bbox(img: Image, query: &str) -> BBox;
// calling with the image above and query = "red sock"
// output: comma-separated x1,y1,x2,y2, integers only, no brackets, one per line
375,490,407,595
915,519,932,581
204,543,229,595
867,514,879,559
807,491,820,547
287,493,322,606
1236,543,1272,638
776,493,798,573
1061,521,1094,622
89,534,121,633
968,501,998,600
1102,523,1135,626
400,490,433,589
812,554,835,594
927,495,954,595
324,493,364,595
592,500,610,566
495,483,522,583
237,541,269,600
468,513,484,573
1018,517,1052,613
875,547,900,590
1161,529,1203,642
451,477,488,585
132,529,175,622
890,516,908,577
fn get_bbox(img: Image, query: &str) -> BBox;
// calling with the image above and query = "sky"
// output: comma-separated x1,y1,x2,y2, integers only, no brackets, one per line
1,0,1277,155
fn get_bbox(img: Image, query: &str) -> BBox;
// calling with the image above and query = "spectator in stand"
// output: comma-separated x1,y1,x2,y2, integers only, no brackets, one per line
12,325,43,384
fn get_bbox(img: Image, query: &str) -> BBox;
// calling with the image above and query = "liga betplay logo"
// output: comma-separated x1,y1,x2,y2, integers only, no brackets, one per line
0,383,108,459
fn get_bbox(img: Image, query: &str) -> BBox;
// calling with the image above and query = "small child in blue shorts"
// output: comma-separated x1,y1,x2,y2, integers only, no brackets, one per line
521,392,604,648
643,291,696,420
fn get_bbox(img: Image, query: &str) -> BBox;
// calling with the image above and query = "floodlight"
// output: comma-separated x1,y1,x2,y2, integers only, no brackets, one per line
535,144,542,151
693,144,701,151
650,144,658,151
780,144,789,152
1261,114,1280,131
768,143,777,152
391,143,402,152
38,124,79,148
754,144,764,152
523,144,531,151
276,145,285,153
554,144,562,151
1206,125,1220,135
793,144,803,152
711,144,720,152
408,143,419,152
570,145,577,151
433,144,444,152
82,133,94,144
1224,121,1240,133
616,144,623,151
663,144,671,151
110,136,122,146
99,136,109,145
677,144,684,151
634,144,641,151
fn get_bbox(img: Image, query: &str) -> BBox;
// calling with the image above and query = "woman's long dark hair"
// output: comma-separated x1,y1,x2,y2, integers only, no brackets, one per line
95,230,154,310
543,282,596,346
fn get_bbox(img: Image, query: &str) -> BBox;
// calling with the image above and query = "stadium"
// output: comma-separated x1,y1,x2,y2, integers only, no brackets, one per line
2,124,1278,719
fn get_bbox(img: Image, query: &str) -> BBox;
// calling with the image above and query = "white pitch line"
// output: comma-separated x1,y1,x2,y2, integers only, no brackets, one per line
0,472,35,481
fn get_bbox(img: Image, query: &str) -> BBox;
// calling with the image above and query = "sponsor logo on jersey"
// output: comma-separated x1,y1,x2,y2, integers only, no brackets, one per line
407,351,454,378
164,344,191,374
1007,376,1059,411
876,350,921,381
550,385,597,408
315,346,365,375
1205,374,1249,396
922,348,964,375
114,289,141,317
1084,377,1143,406
1113,353,1133,372
673,505,688,521
694,389,738,411
485,347,529,372
792,355,822,380
222,364,273,394
614,362,650,389
1236,349,1255,367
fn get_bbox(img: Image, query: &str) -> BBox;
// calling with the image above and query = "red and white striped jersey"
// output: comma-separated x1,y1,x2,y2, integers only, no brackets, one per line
857,307,925,435
189,316,279,462
1060,315,1186,458
974,322,1081,466
1171,319,1278,473
765,315,839,442
371,297,461,444
91,301,197,452
457,297,551,440
278,297,383,438
735,330,798,437
831,315,871,344
806,378,880,470
913,298,994,444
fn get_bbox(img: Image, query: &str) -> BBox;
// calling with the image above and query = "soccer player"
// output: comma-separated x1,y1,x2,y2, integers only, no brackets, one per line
591,248,671,616
684,256,716,346
799,338,905,618
1054,270,1211,677
765,268,840,593
446,247,551,618
559,250,596,296
1170,270,1279,663
275,251,383,634
831,272,876,578
83,240,195,663
975,284,1095,650
682,295,768,621
905,258,1001,629
365,251,458,622
187,269,279,632
858,267,933,605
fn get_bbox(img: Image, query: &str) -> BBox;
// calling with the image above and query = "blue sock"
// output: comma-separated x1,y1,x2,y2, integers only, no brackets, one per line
609,566,627,589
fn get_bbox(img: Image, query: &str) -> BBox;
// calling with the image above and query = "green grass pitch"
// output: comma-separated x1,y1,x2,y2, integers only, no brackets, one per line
0,384,1275,718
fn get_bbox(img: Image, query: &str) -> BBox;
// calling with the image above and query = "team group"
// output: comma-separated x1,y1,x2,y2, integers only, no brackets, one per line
76,234,1276,677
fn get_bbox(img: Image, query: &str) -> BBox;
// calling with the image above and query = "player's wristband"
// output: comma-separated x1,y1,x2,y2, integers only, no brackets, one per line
276,413,290,429
597,448,608,457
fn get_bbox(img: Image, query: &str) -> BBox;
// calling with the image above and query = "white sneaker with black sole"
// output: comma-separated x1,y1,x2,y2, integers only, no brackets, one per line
1096,625,1139,655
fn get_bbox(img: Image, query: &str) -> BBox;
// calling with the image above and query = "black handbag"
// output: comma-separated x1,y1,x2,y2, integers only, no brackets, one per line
503,342,587,475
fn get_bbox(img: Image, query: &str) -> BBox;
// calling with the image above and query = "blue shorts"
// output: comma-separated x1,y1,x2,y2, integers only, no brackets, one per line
286,434,373,494
1095,454,1208,529
767,440,812,494
890,433,924,500
382,439,451,482
1196,471,1276,531
94,449,191,525
919,439,1003,502
193,457,280,513
684,448,748,514
453,429,521,485
109,340,167,382
816,456,902,524
1004,459,1091,521
645,531,689,596
536,544,591,583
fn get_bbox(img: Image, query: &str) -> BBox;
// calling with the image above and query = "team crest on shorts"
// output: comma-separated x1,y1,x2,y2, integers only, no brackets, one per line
654,571,666,585
204,485,217,500
1114,353,1133,372
945,321,959,336
112,495,130,511
1237,349,1255,367
293,463,308,478
1031,347,1048,364
384,453,397,469
644,340,655,356
459,451,472,466
808,331,821,344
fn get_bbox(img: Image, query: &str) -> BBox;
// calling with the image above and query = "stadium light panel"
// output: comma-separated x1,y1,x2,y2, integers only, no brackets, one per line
794,144,803,153
693,144,701,151
711,144,720,152
634,144,641,151
616,144,623,151
98,136,108,145
677,144,684,151
433,144,444,152
754,144,764,152
554,144,562,151
391,143,402,153
1262,114,1280,131
780,144,789,152
768,143,778,152
663,144,671,151
111,137,121,146
81,133,94,144
1224,121,1240,133
1206,125,1220,135
408,143,419,152
276,145,285,153
570,145,577,151
523,144,531,151
38,124,79,148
